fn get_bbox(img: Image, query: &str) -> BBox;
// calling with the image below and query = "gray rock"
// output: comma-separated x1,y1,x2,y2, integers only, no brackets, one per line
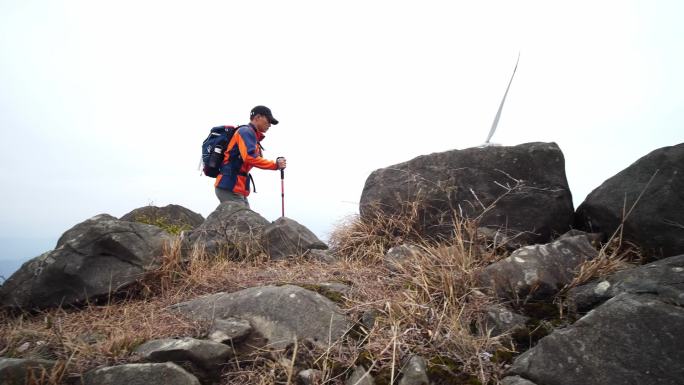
501,375,539,385
557,229,602,245
172,285,350,350
384,244,422,272
0,358,56,385
361,310,378,330
307,249,337,263
83,362,200,385
298,368,324,385
0,214,172,309
568,254,684,312
208,317,252,344
121,204,205,230
508,293,684,385
484,304,530,337
56,213,118,248
477,227,526,250
399,355,429,385
575,143,684,259
262,217,328,260
181,202,270,259
134,337,232,373
346,365,374,385
477,234,598,300
317,282,351,299
360,142,574,244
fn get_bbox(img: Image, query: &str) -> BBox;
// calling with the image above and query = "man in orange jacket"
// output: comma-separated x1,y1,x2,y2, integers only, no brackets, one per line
215,105,287,207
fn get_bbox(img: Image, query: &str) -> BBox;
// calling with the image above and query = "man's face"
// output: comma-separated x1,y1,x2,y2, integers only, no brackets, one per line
255,115,272,133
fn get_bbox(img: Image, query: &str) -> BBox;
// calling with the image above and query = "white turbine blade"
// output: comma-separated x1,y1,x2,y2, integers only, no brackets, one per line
485,52,520,144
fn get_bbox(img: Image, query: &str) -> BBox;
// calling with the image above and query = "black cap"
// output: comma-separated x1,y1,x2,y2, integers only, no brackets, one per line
250,105,279,125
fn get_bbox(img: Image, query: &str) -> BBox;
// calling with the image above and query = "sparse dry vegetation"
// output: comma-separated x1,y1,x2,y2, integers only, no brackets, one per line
0,202,641,385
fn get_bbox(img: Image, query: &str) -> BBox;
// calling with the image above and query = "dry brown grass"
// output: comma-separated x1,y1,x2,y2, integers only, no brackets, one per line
560,236,638,297
0,238,393,383
328,201,426,263
331,215,510,385
1,209,580,385
559,177,655,297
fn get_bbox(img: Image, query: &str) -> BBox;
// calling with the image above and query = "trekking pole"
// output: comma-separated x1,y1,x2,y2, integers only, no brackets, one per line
280,169,285,217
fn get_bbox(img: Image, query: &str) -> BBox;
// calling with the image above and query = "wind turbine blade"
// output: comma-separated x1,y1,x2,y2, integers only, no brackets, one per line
485,52,520,144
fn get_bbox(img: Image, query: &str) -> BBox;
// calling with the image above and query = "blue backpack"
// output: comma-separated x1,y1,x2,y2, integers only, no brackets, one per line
201,125,238,177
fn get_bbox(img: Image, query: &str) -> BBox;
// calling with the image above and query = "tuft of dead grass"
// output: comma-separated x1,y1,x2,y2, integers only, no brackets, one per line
331,214,509,384
327,202,425,263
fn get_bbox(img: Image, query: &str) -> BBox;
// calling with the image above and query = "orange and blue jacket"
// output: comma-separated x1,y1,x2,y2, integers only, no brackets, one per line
215,124,278,196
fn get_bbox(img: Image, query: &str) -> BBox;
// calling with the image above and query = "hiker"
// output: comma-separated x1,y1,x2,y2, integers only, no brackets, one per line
214,105,287,207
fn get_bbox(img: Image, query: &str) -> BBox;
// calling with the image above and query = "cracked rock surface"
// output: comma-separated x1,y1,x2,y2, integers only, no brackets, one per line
172,285,350,350
507,293,684,385
83,362,200,385
360,142,574,244
568,254,684,312
477,234,598,300
0,214,171,310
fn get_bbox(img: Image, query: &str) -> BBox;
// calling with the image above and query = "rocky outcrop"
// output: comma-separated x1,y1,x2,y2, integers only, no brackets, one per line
568,254,684,313
181,202,270,258
360,142,574,244
0,214,172,310
83,362,200,385
0,358,56,385
172,285,350,350
261,217,328,260
575,143,684,259
506,293,684,385
477,233,598,300
134,337,232,380
3,140,683,385
121,204,205,231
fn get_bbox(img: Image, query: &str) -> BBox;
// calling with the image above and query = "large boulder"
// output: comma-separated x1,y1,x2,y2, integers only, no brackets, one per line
575,143,684,259
56,213,118,248
121,204,205,231
568,254,684,313
261,217,328,260
0,358,55,385
171,285,350,350
360,142,574,244
0,214,172,310
181,202,270,258
83,362,200,385
476,233,598,300
507,293,684,385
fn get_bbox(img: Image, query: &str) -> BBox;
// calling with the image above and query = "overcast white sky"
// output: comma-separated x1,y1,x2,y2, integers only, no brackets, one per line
1,1,682,258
